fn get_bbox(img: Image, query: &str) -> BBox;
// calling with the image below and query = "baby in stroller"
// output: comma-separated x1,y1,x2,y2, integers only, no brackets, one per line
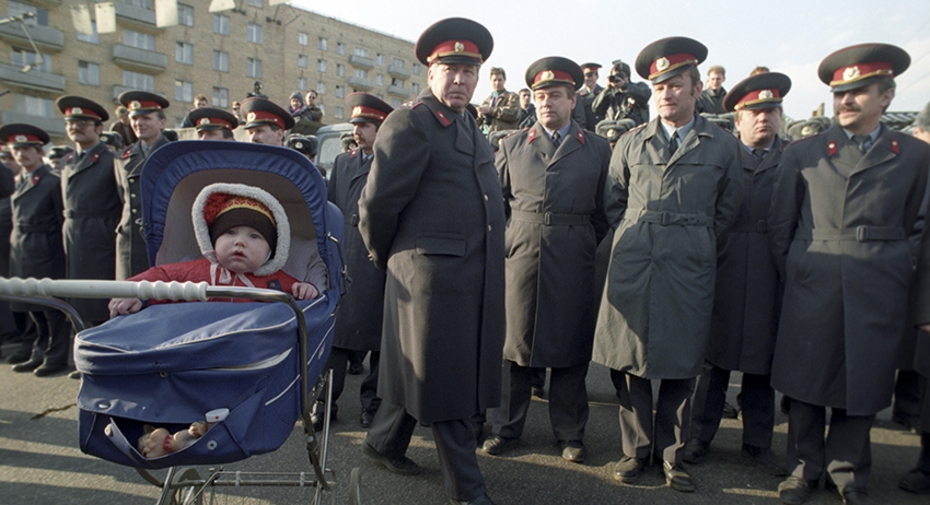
108,182,321,458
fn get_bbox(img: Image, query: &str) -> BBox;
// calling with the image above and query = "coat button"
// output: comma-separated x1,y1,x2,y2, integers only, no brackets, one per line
130,193,136,198
487,225,492,231
131,208,137,214
484,194,488,201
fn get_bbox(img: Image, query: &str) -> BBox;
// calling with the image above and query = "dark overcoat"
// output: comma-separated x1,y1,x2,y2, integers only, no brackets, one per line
769,124,930,416
60,142,121,322
327,149,385,352
9,165,65,312
592,114,743,379
358,91,506,424
497,121,610,368
114,134,170,280
706,139,785,375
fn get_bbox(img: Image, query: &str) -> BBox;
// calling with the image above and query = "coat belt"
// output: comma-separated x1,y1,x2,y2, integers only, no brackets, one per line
795,226,905,242
625,208,713,227
510,210,589,226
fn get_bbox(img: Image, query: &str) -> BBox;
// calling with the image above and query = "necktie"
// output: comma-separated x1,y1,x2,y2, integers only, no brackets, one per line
853,135,870,153
668,131,680,155
552,131,561,146
752,148,766,162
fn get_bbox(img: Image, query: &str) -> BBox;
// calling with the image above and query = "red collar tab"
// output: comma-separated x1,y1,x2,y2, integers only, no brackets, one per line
435,110,451,126
428,39,483,65
351,105,388,122
891,138,899,154
576,130,585,144
533,69,575,89
64,107,102,120
349,149,358,158
245,110,284,128
197,116,234,130
831,62,894,87
735,89,782,110
828,140,838,157
528,128,538,143
649,53,698,80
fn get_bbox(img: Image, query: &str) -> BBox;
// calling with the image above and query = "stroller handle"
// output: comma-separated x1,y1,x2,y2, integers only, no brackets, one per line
0,277,210,302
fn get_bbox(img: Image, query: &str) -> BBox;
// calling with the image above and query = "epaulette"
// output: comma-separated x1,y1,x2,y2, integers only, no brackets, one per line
504,127,529,140
789,132,820,146
619,122,647,139
404,101,424,110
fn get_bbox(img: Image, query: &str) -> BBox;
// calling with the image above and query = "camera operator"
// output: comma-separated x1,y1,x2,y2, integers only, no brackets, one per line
591,61,651,126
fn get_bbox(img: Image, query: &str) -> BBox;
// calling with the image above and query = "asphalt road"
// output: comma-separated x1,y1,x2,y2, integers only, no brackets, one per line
0,343,924,505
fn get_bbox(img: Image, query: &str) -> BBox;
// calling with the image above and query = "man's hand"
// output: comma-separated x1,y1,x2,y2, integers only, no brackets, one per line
477,105,492,116
109,297,143,318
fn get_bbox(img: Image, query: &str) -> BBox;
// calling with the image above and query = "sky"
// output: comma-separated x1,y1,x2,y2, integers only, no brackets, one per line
291,0,930,122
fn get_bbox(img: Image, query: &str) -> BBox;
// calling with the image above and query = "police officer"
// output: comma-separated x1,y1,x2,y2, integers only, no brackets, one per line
240,97,294,146
358,17,503,505
188,107,238,141
483,57,610,464
114,91,171,280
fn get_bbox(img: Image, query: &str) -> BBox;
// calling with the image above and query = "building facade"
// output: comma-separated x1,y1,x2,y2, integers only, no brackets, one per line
0,0,426,144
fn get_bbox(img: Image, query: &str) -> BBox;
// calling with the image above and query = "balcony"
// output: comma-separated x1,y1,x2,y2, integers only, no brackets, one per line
1,111,65,137
112,85,167,100
0,62,65,93
112,44,167,72
387,85,410,98
349,55,374,69
348,76,373,90
113,1,157,27
0,23,64,52
387,65,410,79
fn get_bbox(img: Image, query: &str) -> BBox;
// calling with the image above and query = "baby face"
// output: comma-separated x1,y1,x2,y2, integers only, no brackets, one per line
214,225,271,274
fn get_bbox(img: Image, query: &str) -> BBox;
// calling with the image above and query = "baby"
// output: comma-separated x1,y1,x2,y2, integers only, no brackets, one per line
110,182,319,317
137,408,228,459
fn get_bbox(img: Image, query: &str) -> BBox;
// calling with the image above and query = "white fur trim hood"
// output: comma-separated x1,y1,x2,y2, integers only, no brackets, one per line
191,182,291,276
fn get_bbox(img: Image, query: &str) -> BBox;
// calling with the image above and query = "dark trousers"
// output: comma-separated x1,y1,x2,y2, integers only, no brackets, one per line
28,310,70,366
366,402,486,501
617,371,695,464
315,347,381,416
691,362,775,449
895,369,922,422
786,398,874,490
489,360,589,442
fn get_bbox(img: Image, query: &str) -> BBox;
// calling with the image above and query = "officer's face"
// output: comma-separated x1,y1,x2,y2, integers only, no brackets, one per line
584,70,598,88
198,129,229,141
352,121,378,154
707,71,725,90
428,63,478,113
11,145,43,171
247,124,284,145
65,119,102,147
534,85,576,131
490,72,505,92
654,72,702,126
833,82,893,134
736,107,782,148
130,112,165,144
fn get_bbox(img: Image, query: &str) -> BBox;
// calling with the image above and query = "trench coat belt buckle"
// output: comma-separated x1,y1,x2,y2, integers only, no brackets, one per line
511,210,589,226
803,226,905,242
631,209,713,227
345,214,359,227
64,209,118,219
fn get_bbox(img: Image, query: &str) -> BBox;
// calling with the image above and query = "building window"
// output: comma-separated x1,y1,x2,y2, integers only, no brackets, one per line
392,57,405,68
336,43,345,55
247,23,263,44
246,57,262,78
334,106,344,120
411,83,419,94
212,50,229,72
212,87,228,108
391,77,404,87
247,0,262,7
298,32,308,46
76,22,99,44
316,81,326,94
175,80,193,103
335,85,344,99
354,47,369,58
14,93,55,117
412,63,421,75
318,37,327,51
298,54,308,68
175,42,193,65
121,0,154,8
213,14,229,35
354,69,368,79
336,64,345,77
178,4,193,26
297,77,307,91
390,98,403,108
78,61,100,86
123,71,155,91
123,29,155,50
377,53,385,66
8,1,49,26
375,74,384,86
11,48,50,72
317,59,326,72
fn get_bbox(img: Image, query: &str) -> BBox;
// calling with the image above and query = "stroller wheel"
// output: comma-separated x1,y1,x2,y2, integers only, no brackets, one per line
348,467,362,505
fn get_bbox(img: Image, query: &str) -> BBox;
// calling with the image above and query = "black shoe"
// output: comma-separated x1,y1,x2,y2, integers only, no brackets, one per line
892,412,920,433
838,487,867,505
532,387,545,398
780,395,791,415
722,401,739,419
362,442,420,475
6,351,32,365
449,494,496,505
900,468,930,494
347,362,363,375
12,359,42,373
34,362,67,377
682,438,708,464
481,435,516,456
778,476,817,505
662,461,695,492
742,444,787,476
559,440,586,464
613,455,649,483
359,409,375,429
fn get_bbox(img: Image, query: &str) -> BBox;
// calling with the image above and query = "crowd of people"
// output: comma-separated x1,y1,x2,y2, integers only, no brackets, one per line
2,14,930,505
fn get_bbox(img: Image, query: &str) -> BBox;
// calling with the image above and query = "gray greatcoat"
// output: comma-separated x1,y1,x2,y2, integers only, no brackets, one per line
60,142,121,322
328,149,384,352
114,134,170,280
497,121,610,367
769,124,930,416
706,139,785,375
358,91,506,424
592,113,743,380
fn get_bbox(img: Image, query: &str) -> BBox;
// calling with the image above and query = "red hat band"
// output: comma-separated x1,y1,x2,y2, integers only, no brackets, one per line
351,105,387,122
64,107,102,120
649,52,698,80
197,117,233,130
6,133,42,145
533,69,575,89
735,89,782,110
128,100,162,111
831,61,894,87
428,39,483,64
245,110,283,128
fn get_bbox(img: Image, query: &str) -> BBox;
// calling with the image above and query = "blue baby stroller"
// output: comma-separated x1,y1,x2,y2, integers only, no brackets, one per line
0,141,356,505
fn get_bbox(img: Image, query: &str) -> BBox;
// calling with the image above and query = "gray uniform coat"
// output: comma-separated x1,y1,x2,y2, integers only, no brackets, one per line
592,114,743,379
328,149,385,352
497,121,610,368
706,139,785,375
60,142,121,322
769,124,930,416
114,134,170,280
358,91,506,424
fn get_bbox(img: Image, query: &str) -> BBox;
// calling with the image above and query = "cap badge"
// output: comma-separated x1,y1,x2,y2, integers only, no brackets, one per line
454,41,464,52
608,129,617,138
247,112,257,122
72,107,84,115
758,89,774,100
843,66,861,81
656,57,670,71
353,106,363,116
130,100,141,110
199,118,210,125
295,142,303,149
541,70,555,82
801,125,812,135
14,135,26,142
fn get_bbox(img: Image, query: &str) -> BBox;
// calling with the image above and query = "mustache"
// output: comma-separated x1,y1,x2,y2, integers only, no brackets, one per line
837,105,861,113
